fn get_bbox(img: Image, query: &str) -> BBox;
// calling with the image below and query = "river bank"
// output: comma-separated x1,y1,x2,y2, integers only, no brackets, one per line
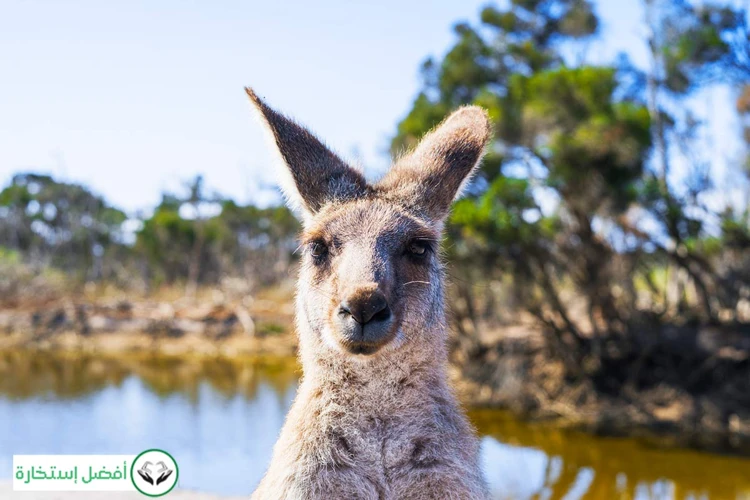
2,294,749,457
0,292,296,357
455,320,750,455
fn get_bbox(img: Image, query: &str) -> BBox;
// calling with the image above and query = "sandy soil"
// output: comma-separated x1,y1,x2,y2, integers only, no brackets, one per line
0,482,242,499
0,294,297,357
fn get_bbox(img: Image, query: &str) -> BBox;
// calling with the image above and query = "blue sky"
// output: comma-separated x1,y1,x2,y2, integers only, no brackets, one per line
0,0,740,214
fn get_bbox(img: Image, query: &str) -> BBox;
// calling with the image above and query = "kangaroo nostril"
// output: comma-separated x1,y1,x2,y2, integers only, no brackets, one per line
338,293,391,325
338,304,352,317
360,294,389,324
371,305,391,323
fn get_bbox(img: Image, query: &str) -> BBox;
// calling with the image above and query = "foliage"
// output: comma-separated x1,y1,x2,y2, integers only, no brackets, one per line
132,178,300,291
392,0,750,346
0,173,127,281
0,173,300,295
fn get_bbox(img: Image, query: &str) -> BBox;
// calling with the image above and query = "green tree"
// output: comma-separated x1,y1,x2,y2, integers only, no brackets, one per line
135,182,300,292
135,188,225,288
639,0,750,320
0,173,127,281
394,1,651,345
392,0,749,350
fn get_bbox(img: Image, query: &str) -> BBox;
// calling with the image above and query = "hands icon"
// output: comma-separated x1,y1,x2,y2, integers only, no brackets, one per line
155,462,174,486
137,461,174,486
136,461,154,485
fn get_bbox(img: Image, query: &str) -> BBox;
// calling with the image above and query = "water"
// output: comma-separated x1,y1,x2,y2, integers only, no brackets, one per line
0,351,748,499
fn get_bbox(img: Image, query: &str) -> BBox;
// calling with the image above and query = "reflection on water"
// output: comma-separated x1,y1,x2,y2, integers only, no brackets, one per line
473,411,750,500
0,351,748,499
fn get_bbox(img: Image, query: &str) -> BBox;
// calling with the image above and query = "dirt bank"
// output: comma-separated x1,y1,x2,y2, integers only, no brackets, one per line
453,321,750,455
0,294,296,357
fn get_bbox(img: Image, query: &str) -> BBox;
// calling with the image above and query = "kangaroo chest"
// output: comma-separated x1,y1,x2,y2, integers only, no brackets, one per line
310,392,452,479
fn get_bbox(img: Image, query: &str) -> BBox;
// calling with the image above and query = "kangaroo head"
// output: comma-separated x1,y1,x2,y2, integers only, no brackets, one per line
246,88,491,359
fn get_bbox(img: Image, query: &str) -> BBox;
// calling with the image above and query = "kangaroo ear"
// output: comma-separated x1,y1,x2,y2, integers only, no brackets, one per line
377,106,491,221
245,88,368,220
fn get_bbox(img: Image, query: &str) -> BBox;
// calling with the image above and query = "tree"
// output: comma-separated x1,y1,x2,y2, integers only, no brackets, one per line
639,0,750,321
0,173,127,281
135,187,224,289
392,0,749,351
183,176,222,297
135,180,300,292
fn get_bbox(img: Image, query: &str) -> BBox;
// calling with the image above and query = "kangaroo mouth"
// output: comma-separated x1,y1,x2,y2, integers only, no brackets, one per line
335,322,399,356
343,342,383,356
332,307,399,356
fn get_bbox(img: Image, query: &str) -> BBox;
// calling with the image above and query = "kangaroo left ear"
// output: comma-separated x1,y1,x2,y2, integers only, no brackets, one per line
245,87,369,221
377,106,492,221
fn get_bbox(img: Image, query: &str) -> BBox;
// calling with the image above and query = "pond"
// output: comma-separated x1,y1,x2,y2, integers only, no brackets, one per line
0,351,748,499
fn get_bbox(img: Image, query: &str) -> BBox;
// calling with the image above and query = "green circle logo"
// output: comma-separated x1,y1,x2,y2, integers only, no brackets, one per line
130,449,179,497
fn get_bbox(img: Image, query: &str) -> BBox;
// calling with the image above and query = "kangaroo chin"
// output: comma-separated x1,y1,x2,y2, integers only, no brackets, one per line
246,86,492,500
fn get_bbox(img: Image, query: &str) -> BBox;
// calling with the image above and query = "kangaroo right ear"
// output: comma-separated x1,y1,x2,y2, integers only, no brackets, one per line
376,106,491,222
245,88,368,220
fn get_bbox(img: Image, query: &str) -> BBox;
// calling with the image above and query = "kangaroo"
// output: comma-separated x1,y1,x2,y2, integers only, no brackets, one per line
246,87,491,500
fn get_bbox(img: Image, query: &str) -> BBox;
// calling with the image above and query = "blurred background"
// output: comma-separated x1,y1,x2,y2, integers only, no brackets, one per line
1,0,750,498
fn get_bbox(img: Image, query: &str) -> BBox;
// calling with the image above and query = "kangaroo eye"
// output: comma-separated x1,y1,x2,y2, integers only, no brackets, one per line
407,239,429,256
309,241,328,259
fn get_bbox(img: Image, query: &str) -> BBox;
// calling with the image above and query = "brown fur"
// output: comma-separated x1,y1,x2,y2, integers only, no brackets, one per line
246,87,491,500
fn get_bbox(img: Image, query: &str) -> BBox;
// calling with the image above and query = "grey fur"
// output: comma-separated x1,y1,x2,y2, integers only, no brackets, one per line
246,88,491,500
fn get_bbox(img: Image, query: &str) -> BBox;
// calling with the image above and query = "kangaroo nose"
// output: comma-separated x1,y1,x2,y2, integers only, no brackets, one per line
339,291,391,325
335,289,395,355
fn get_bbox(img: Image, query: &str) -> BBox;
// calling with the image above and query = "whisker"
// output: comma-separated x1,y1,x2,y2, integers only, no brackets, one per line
402,281,431,286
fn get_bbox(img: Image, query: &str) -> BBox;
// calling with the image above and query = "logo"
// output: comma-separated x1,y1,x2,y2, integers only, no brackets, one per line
13,455,133,492
130,449,179,497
